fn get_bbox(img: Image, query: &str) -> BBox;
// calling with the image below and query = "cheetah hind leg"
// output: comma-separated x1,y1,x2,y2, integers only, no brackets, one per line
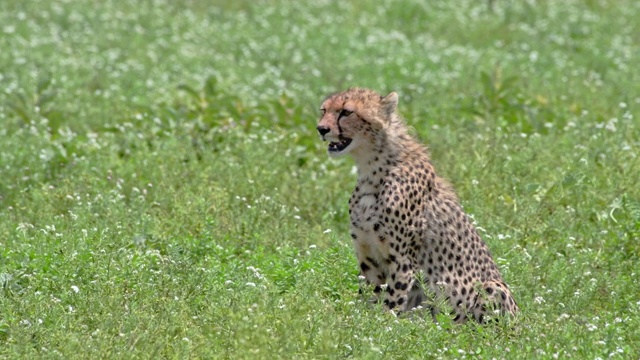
472,280,518,323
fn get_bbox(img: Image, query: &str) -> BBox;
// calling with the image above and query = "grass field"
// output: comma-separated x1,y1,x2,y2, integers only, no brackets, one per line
1,0,639,358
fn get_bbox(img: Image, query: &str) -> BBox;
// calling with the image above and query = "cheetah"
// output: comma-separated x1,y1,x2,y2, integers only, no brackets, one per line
316,88,518,323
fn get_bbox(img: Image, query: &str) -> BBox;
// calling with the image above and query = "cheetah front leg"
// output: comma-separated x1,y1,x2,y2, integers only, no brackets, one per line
353,242,387,303
383,252,414,313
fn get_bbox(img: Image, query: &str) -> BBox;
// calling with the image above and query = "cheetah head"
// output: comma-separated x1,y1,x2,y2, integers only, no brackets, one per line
317,88,398,157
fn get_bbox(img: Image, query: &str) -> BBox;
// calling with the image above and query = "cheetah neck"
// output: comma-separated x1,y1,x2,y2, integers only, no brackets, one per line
352,130,414,180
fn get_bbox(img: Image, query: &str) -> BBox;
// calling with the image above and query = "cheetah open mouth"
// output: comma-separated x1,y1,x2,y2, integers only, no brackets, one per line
328,137,352,153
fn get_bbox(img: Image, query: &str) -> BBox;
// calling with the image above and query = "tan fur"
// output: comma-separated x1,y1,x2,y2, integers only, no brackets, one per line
317,88,518,323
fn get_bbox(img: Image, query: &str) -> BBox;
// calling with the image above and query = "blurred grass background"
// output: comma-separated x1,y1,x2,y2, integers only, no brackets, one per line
1,0,639,358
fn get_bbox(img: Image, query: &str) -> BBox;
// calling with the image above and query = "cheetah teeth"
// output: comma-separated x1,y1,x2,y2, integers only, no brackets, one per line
328,137,352,152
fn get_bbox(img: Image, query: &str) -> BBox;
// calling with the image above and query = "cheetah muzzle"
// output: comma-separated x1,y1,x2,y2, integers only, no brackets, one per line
317,87,519,324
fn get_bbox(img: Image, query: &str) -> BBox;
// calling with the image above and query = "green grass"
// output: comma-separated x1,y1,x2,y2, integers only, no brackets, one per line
1,0,639,358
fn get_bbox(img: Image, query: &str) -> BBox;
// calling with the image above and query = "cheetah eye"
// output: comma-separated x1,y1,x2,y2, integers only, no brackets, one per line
320,108,326,116
339,109,353,118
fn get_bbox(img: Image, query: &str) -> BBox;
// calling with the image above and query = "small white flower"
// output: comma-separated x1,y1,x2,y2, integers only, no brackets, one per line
71,285,79,293
605,118,618,132
323,229,332,234
245,282,256,287
309,245,317,249
534,296,545,304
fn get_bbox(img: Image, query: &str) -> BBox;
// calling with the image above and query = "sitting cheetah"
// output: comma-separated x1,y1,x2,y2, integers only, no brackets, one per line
316,88,518,323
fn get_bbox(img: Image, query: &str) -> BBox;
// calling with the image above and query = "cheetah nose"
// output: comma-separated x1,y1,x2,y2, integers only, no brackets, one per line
316,126,330,137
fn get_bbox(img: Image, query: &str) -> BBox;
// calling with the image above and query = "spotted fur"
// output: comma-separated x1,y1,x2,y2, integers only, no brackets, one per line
317,88,518,323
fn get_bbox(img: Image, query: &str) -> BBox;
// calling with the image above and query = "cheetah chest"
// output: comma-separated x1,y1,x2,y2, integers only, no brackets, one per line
349,189,388,263
350,191,378,231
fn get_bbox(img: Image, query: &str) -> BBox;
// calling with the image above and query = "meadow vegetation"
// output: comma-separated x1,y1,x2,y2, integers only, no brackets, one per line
1,0,639,358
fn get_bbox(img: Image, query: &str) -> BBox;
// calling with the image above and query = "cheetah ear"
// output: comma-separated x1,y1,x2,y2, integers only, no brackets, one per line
380,92,398,118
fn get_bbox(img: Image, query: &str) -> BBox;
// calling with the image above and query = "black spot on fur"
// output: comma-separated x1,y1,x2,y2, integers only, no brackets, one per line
360,262,370,272
485,287,493,294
